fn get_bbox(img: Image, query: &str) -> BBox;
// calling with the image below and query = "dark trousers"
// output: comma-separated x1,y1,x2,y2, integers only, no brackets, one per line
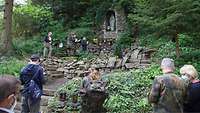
21,96,41,113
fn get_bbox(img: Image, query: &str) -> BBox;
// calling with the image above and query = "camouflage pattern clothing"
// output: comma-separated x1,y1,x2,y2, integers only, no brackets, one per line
148,73,187,113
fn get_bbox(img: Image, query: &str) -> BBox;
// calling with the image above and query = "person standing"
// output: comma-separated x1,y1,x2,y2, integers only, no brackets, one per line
0,75,21,113
20,54,45,113
148,58,187,113
43,32,53,58
80,37,88,52
180,65,200,113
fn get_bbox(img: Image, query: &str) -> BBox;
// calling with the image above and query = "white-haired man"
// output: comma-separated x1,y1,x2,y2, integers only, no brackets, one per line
148,58,187,113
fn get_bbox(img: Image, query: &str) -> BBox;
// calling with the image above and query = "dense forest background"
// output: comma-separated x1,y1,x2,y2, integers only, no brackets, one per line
0,0,200,112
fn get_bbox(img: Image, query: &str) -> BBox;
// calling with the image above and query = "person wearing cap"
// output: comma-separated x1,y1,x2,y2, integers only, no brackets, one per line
43,32,53,58
20,54,45,113
180,65,200,113
148,58,187,113
0,75,21,113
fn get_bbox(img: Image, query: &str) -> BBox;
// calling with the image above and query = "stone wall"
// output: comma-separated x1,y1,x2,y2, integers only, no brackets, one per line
42,47,155,80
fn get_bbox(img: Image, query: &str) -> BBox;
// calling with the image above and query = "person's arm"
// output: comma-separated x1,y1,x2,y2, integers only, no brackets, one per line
148,77,162,104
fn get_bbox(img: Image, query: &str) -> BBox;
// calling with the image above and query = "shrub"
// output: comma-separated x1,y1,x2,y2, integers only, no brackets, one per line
47,78,82,112
113,32,132,57
13,4,53,37
103,64,161,113
13,36,43,56
0,58,26,76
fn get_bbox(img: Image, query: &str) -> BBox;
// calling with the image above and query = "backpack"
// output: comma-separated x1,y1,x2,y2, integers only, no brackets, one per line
21,67,42,103
28,79,42,102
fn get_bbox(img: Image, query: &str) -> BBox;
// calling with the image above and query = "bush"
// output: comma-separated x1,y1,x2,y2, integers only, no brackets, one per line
113,32,132,57
13,36,43,56
103,64,161,113
13,4,53,37
0,58,26,76
48,78,82,112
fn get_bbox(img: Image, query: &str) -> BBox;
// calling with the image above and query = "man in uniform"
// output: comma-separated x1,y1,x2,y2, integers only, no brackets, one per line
148,58,187,113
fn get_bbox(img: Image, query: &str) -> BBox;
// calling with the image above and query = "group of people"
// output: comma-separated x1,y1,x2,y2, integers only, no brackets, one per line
148,58,200,113
43,32,89,58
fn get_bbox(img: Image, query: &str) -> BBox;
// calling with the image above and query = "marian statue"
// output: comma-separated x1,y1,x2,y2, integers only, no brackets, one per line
109,14,116,31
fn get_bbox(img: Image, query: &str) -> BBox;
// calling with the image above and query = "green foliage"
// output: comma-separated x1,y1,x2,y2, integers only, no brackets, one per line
48,78,82,112
13,36,43,55
0,58,26,76
77,51,97,61
43,20,66,41
13,4,53,37
132,0,200,37
48,64,161,112
103,64,161,112
57,78,81,96
139,34,200,77
69,27,94,40
113,32,132,57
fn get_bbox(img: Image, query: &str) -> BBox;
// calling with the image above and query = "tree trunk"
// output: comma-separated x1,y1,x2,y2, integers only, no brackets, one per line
175,32,180,58
0,0,14,55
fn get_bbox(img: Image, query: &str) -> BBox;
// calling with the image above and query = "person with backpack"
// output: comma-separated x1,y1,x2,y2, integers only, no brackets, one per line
20,54,45,113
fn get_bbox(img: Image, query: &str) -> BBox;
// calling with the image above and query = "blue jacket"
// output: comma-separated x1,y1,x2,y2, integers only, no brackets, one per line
20,64,45,96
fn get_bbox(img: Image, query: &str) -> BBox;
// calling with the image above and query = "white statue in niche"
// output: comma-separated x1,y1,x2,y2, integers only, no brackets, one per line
109,14,116,31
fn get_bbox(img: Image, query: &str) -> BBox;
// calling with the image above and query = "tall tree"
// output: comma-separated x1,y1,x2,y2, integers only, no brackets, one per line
131,0,200,58
0,0,14,55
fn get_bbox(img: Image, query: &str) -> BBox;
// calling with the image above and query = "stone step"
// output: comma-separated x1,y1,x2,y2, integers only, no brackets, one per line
45,67,57,71
43,88,56,96
140,63,151,68
47,71,63,75
45,65,59,69
50,73,64,79
41,95,53,106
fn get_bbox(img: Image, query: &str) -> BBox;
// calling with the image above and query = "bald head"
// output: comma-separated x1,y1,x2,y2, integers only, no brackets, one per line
0,75,21,102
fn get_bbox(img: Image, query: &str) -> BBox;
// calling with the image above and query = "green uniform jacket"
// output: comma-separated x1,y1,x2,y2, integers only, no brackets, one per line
148,73,187,113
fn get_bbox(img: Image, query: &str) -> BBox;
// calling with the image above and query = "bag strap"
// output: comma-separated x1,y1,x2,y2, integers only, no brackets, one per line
31,66,40,81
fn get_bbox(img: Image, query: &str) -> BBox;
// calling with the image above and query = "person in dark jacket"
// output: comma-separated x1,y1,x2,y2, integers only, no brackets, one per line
43,32,53,58
180,65,200,113
80,37,88,51
0,75,21,113
20,54,45,113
